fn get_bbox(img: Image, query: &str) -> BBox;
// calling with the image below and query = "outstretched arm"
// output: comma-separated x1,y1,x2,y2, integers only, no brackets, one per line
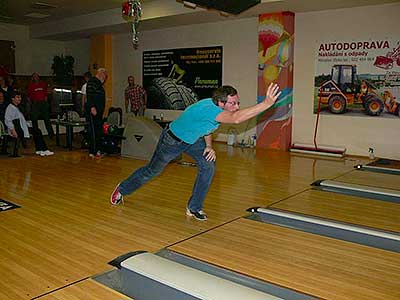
215,83,281,124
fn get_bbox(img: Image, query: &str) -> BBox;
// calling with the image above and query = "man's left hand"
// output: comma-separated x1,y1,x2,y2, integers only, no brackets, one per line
203,146,216,161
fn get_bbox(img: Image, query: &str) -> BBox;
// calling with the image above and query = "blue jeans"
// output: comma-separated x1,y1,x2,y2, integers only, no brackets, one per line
118,128,216,212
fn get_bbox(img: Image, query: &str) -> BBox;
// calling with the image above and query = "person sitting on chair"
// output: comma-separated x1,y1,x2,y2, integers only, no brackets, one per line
5,92,54,157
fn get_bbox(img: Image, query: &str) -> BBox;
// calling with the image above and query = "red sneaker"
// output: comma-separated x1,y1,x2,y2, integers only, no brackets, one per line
95,151,104,159
110,184,124,205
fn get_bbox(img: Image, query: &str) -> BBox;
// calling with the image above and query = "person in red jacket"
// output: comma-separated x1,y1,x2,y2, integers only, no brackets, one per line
27,73,54,138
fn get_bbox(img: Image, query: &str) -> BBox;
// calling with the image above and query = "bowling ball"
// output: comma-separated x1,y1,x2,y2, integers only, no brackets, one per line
103,123,110,135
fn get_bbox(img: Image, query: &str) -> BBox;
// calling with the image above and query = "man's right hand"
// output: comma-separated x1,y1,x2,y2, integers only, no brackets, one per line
91,107,97,116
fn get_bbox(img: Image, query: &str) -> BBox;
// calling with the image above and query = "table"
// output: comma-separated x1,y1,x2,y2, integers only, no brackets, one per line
51,119,87,150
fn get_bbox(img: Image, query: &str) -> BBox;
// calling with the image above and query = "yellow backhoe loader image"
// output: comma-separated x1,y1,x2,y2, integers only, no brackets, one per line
318,65,385,116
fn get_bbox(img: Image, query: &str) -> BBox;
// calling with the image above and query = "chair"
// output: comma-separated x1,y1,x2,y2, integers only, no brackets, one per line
0,120,8,154
0,120,24,157
107,107,123,126
102,107,125,154
0,120,6,137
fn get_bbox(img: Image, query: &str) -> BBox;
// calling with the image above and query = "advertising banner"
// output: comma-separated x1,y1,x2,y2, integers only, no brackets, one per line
315,39,400,118
143,46,223,110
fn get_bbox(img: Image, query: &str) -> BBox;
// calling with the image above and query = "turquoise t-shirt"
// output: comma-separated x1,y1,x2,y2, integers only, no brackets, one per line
170,98,223,144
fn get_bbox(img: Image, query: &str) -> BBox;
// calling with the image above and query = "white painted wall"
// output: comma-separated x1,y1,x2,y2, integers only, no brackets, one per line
64,39,91,76
293,3,400,159
113,17,259,143
113,4,400,158
0,23,90,76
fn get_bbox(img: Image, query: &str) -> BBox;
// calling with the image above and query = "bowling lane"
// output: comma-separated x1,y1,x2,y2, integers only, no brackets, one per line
368,159,400,170
170,218,400,300
270,189,400,232
334,170,400,191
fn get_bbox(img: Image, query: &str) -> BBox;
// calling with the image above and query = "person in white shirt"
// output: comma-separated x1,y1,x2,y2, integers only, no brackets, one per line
5,92,54,157
5,93,29,138
81,72,92,113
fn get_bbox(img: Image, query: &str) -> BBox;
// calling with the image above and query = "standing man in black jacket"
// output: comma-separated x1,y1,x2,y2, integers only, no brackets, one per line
85,68,107,157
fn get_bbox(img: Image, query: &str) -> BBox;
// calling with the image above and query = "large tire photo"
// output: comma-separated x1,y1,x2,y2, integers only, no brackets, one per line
364,95,383,116
328,95,346,114
147,77,198,110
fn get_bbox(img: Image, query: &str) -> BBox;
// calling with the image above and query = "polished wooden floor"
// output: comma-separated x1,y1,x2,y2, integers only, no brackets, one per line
38,279,131,300
1,141,398,299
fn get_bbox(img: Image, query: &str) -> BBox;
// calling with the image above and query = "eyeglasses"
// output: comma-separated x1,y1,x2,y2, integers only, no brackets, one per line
225,101,240,106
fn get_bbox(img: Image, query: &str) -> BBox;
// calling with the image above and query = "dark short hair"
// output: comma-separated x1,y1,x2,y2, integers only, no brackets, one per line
11,91,22,98
212,85,238,105
84,71,92,78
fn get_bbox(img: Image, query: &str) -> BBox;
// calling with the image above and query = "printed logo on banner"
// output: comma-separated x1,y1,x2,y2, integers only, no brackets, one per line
0,199,21,212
